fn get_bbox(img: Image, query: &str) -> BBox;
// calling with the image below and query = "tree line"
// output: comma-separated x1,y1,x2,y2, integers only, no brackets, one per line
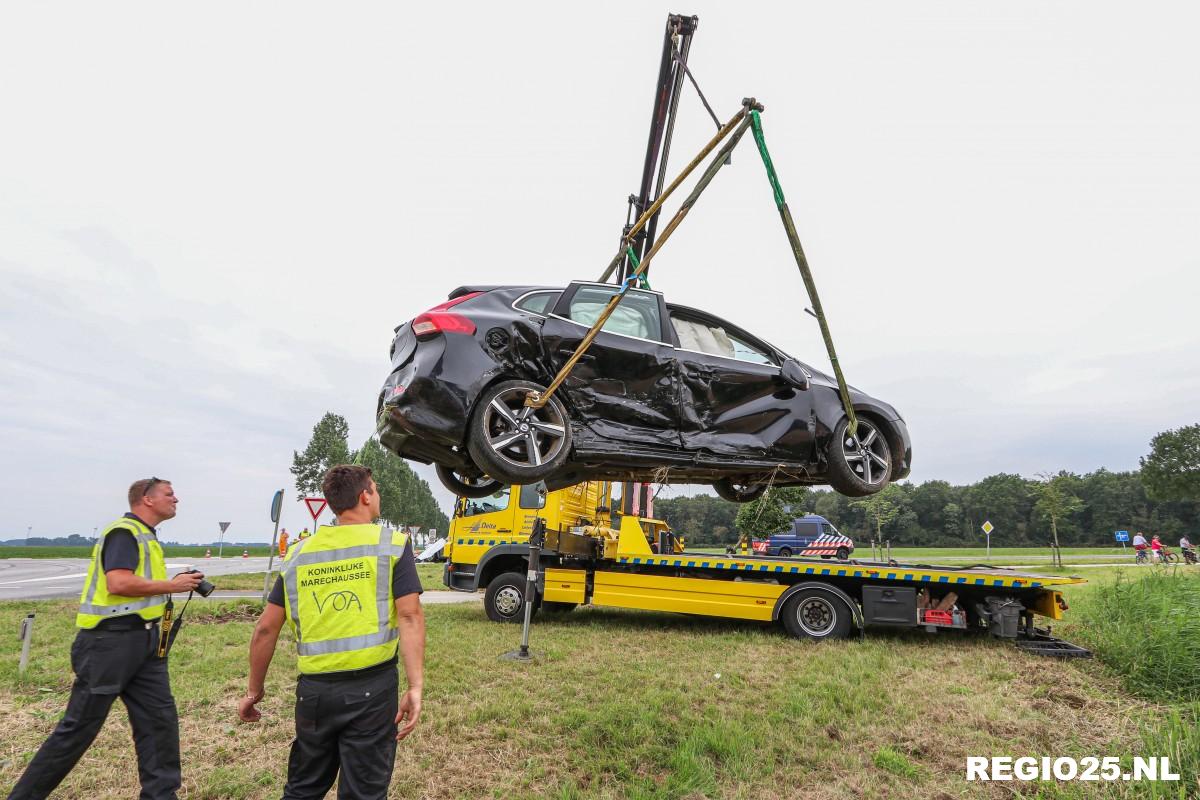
659,424,1200,548
657,469,1197,548
291,413,449,534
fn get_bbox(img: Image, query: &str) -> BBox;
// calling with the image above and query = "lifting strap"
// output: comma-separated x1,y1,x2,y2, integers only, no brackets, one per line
531,102,860,445
529,105,756,410
749,109,858,438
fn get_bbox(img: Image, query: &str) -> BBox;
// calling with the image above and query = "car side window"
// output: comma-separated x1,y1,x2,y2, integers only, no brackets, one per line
518,483,547,509
795,521,819,537
514,291,561,316
567,286,663,342
672,316,777,366
460,489,511,518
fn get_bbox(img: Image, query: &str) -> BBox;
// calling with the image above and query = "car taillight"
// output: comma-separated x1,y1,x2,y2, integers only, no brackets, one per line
410,292,482,338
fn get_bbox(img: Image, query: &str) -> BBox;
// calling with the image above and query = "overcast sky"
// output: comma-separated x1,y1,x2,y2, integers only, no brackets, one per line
2,3,1197,543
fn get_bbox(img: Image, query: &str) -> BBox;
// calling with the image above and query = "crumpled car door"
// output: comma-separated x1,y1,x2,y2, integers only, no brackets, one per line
540,282,681,449
671,311,815,461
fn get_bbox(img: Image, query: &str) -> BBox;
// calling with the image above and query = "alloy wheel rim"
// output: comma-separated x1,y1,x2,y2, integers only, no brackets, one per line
841,420,890,487
483,387,567,470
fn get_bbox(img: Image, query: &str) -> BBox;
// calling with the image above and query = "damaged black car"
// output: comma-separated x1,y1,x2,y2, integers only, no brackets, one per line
377,281,911,501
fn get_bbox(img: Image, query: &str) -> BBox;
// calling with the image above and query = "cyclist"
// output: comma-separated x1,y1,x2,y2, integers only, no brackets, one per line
1181,534,1196,565
1133,531,1149,564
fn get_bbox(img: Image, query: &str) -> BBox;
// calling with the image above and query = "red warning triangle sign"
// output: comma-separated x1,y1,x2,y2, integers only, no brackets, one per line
304,497,328,522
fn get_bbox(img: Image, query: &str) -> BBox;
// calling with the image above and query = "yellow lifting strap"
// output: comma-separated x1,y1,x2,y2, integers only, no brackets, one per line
528,100,859,443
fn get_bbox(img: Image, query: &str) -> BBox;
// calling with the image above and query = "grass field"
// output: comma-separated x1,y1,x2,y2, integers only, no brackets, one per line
1,568,1196,798
211,563,446,593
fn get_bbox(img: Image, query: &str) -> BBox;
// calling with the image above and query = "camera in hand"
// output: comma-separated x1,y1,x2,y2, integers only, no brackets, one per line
184,568,215,597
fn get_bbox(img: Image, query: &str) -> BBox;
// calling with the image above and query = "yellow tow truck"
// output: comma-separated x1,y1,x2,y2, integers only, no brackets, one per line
443,481,1089,654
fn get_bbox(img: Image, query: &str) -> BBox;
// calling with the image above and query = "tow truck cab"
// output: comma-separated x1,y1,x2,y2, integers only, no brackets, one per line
444,481,672,592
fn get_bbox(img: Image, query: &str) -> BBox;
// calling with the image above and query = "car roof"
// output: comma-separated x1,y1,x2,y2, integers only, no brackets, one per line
448,285,559,300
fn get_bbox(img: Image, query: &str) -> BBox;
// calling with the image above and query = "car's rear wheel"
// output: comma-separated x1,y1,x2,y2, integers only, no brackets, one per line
713,478,767,503
435,464,504,499
780,589,853,640
467,380,571,485
826,416,892,497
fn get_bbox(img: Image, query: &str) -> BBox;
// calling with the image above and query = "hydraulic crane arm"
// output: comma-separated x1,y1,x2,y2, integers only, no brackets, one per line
618,13,699,285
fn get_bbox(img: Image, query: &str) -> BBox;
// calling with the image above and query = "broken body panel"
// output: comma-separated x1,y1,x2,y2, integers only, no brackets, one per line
378,283,912,493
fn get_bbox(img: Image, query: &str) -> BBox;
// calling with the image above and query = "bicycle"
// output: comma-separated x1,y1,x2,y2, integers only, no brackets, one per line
1183,547,1198,565
1135,549,1149,565
1157,546,1179,565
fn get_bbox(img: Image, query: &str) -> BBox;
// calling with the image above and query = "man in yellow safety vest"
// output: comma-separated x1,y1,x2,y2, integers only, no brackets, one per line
8,477,205,800
238,465,425,799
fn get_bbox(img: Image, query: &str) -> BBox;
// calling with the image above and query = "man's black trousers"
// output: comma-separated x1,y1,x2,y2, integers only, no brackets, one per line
7,623,181,800
283,666,399,800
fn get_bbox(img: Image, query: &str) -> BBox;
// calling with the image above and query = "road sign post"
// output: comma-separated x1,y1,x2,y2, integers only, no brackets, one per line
981,520,994,559
305,497,329,530
217,521,231,559
263,489,285,601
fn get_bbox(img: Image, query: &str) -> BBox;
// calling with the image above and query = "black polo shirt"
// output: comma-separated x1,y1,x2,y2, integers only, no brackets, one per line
267,538,422,607
100,512,154,572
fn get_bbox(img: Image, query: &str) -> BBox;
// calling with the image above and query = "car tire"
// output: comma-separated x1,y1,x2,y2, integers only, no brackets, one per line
826,416,892,497
778,547,793,558
780,588,853,641
836,547,850,561
713,478,767,503
467,380,571,486
541,601,577,613
435,464,505,499
483,571,538,624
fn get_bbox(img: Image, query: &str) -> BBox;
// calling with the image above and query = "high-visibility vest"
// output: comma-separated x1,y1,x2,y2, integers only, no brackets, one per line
281,524,409,674
76,516,169,629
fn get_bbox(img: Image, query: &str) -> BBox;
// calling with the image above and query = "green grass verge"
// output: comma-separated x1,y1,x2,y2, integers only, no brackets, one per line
211,563,446,594
1,568,1195,798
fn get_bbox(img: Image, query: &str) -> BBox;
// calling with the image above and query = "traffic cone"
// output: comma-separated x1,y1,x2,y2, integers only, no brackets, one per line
242,549,249,559
205,548,211,559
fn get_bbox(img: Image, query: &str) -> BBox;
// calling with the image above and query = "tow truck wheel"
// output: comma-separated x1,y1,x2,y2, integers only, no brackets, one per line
484,571,539,623
713,478,767,503
435,464,504,499
468,380,571,485
780,588,853,640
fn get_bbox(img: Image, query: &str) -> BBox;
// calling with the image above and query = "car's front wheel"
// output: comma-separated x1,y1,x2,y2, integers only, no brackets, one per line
467,380,571,485
713,478,767,503
826,416,892,497
435,464,504,499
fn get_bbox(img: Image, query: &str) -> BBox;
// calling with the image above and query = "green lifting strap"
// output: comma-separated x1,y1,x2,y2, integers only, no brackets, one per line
749,110,858,439
624,246,650,289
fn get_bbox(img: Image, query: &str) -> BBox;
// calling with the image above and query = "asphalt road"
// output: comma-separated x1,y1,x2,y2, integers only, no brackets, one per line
0,556,278,601
0,557,481,604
